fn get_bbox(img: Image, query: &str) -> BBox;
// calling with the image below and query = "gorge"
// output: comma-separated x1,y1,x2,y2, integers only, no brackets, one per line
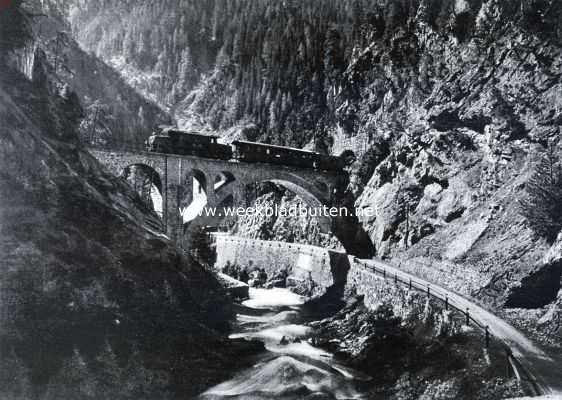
1,0,562,399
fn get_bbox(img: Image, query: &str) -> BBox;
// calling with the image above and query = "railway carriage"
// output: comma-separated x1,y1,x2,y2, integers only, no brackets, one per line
231,140,318,169
232,140,356,172
146,128,355,173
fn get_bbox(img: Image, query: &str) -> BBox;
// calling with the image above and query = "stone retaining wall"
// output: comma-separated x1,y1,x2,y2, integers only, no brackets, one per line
214,234,426,315
213,235,350,296
214,235,421,312
345,258,424,315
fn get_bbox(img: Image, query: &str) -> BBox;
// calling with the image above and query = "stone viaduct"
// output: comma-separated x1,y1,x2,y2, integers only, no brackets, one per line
89,148,374,258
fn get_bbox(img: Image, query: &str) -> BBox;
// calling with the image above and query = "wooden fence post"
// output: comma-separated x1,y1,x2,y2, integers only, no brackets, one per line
506,348,512,378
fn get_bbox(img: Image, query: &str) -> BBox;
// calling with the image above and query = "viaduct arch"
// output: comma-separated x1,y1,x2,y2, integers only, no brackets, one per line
90,148,375,258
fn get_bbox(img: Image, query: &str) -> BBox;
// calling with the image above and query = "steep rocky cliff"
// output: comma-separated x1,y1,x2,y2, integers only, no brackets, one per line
341,1,562,341
231,188,343,250
339,1,562,347
0,31,258,400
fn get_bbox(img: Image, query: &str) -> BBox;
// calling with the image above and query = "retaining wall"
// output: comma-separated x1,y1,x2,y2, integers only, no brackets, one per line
213,235,350,295
213,235,409,305
346,259,410,310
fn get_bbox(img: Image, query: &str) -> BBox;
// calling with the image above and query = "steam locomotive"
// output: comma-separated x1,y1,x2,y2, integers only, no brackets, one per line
146,127,232,160
146,127,355,172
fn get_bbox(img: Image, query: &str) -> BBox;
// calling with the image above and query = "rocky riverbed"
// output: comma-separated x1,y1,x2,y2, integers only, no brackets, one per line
309,295,524,399
200,279,527,399
201,288,369,399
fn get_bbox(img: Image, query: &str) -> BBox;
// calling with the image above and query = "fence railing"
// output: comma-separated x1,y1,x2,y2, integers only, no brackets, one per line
357,259,542,396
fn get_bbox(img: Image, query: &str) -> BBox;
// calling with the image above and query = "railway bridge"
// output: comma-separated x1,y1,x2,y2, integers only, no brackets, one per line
89,148,374,258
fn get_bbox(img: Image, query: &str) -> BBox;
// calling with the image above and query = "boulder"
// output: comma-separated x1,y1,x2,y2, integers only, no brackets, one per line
357,182,405,251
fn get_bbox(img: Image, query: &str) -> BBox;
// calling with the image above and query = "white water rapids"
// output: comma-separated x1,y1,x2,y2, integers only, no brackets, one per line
200,288,369,399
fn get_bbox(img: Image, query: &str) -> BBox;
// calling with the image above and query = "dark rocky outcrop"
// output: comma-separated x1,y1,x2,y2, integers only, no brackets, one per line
309,296,524,399
527,232,562,344
505,262,562,309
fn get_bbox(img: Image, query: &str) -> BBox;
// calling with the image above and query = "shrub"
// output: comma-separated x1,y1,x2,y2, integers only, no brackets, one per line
357,139,390,186
520,145,562,243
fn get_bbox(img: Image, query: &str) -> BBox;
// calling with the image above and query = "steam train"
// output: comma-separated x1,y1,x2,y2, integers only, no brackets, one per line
146,127,355,172
146,127,232,160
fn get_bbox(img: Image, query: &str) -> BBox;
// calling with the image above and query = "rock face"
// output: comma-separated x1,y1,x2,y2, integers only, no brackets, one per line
533,232,562,342
336,2,562,325
0,54,259,399
309,296,524,399
233,189,343,250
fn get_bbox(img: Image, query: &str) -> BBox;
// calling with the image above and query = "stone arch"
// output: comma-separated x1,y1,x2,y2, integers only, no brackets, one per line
181,166,375,258
190,169,208,195
214,171,236,194
235,175,374,258
122,163,164,217
231,177,337,253
265,178,332,232
122,163,163,194
178,168,210,224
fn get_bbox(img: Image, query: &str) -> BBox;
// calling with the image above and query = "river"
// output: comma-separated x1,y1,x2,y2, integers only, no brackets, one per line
200,288,370,399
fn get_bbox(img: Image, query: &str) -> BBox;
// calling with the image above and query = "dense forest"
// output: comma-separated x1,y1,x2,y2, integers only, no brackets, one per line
59,0,562,154
63,0,389,148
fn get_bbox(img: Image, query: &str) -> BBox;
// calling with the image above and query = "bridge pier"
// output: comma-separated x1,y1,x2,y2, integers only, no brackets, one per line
182,174,193,207
205,179,217,206
164,183,183,245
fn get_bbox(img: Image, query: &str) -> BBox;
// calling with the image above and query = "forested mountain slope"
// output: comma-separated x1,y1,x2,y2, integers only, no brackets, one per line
61,0,562,345
19,1,171,148
59,0,396,145
0,5,257,398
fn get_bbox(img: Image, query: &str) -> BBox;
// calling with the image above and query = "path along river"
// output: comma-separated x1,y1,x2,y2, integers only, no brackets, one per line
200,288,371,399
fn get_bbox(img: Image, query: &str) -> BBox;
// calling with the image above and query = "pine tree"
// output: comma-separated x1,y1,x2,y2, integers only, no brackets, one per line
0,0,31,55
520,145,562,243
324,26,345,87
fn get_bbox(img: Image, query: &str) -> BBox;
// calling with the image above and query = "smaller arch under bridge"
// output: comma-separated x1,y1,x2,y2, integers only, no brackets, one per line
89,148,374,258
